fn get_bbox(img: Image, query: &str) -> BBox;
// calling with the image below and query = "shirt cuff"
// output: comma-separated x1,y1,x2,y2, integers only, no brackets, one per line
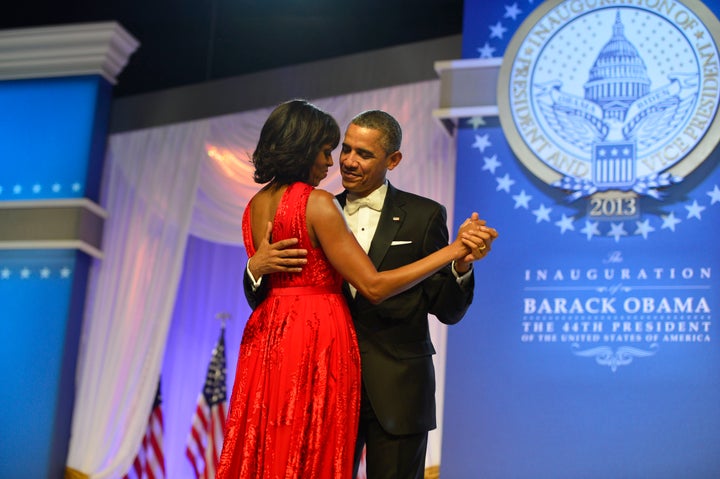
246,259,263,291
451,260,473,285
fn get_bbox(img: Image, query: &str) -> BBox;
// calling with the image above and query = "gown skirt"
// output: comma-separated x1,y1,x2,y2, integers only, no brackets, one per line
217,182,361,479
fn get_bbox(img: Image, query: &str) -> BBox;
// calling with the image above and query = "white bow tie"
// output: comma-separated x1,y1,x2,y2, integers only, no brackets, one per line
345,194,384,215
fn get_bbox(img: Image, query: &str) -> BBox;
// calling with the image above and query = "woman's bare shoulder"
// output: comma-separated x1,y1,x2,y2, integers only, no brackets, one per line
307,188,343,219
308,188,338,207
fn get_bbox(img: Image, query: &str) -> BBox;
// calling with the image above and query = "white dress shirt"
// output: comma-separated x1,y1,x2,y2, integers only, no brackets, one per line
344,184,387,254
344,184,388,297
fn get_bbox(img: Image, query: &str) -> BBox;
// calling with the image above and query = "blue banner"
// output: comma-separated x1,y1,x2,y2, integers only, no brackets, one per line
444,1,720,477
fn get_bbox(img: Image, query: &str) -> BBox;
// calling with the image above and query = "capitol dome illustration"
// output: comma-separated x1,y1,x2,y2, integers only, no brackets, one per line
584,11,651,121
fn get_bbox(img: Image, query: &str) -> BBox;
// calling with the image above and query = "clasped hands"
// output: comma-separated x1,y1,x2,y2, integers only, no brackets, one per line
454,212,499,273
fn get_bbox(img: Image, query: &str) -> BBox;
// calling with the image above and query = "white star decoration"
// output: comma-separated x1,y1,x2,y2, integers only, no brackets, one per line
532,204,552,223
467,116,486,129
607,222,628,242
0,266,73,280
555,214,575,233
504,3,522,20
0,182,83,197
477,42,496,58
634,219,655,239
489,21,507,39
472,134,492,152
483,155,501,174
661,212,682,231
496,174,515,192
707,185,720,204
580,221,601,240
685,200,706,219
513,190,532,209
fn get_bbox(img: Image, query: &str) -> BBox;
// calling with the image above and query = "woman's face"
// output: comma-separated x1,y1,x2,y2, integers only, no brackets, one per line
307,144,335,186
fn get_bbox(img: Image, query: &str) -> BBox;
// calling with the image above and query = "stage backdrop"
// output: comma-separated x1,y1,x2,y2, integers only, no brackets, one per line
443,1,720,478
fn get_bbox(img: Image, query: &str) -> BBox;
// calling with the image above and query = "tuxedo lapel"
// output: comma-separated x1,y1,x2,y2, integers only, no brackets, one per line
367,184,404,267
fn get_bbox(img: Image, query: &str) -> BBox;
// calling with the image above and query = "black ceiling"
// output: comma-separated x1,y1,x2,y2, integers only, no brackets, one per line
4,0,464,97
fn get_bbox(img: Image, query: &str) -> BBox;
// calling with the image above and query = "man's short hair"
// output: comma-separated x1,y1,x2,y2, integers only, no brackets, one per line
350,110,402,154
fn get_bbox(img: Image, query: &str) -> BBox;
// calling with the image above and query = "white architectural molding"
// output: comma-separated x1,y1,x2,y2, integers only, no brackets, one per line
433,57,503,134
0,22,139,84
0,198,107,259
0,197,108,218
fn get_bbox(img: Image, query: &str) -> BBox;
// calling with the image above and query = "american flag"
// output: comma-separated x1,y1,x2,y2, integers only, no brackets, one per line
123,381,165,479
186,327,228,479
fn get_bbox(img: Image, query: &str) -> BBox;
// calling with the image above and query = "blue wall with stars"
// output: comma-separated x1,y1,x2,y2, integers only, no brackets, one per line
0,75,110,478
443,1,720,477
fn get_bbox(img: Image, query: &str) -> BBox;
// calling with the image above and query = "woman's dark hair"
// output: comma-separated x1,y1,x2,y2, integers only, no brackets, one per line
253,99,340,185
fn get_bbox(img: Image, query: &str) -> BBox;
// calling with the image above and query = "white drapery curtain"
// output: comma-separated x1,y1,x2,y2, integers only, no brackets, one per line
66,121,209,478
66,80,457,478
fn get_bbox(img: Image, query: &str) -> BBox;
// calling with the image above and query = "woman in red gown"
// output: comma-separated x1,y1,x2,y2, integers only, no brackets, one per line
217,100,480,478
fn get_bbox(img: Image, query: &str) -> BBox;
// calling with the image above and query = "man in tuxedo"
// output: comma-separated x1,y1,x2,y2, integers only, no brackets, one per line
245,110,497,479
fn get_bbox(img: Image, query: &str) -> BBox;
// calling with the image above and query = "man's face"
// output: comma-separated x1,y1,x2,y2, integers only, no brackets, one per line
339,124,401,197
307,143,334,186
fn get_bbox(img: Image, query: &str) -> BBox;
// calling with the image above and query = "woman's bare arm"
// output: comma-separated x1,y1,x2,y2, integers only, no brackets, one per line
306,189,475,304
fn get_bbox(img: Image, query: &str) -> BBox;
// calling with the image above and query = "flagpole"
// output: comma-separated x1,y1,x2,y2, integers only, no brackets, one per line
186,315,229,479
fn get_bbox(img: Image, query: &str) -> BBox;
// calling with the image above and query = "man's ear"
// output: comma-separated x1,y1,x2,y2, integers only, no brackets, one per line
386,151,402,171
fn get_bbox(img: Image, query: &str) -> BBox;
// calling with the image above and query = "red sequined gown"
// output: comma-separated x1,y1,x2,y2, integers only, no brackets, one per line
217,182,361,479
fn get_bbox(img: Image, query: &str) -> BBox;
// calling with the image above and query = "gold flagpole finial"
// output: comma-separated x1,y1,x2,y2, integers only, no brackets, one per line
215,311,231,329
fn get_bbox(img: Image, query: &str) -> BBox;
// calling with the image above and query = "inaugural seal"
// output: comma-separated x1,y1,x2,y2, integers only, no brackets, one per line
498,0,720,218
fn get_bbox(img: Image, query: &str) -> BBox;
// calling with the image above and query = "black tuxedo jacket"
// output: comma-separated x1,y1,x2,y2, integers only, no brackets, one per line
244,182,474,435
